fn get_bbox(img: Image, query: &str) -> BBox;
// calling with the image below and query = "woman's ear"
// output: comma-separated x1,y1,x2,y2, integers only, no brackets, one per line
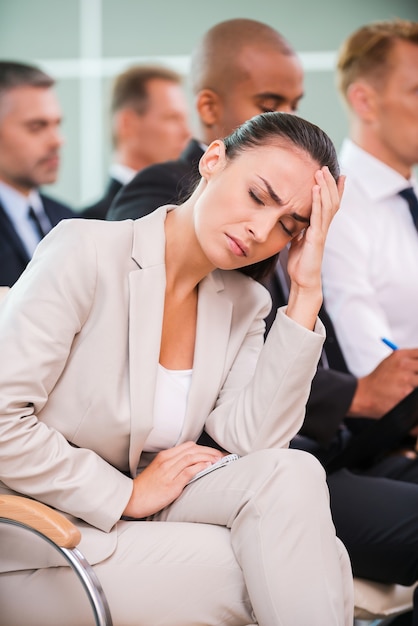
196,89,221,128
198,140,226,179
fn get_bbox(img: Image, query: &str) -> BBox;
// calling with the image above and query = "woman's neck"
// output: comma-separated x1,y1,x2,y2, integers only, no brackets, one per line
164,201,214,297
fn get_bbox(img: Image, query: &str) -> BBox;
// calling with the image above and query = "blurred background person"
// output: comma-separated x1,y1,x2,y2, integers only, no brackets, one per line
81,64,191,219
0,61,75,287
322,19,418,378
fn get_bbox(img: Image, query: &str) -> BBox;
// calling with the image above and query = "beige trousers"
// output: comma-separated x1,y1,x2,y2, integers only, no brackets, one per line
0,449,353,625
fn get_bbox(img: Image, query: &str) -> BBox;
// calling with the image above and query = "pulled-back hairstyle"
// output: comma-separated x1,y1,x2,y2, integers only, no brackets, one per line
337,19,418,101
222,111,340,280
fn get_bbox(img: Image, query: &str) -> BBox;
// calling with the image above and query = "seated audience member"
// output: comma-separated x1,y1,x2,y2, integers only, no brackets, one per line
0,112,353,625
0,61,75,287
106,18,304,221
322,19,418,377
81,64,191,219
107,17,418,610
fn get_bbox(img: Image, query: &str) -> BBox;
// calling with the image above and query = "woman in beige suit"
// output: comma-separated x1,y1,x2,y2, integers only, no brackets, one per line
0,112,353,625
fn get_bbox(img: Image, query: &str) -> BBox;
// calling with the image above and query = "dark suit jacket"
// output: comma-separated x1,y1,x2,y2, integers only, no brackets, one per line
80,177,123,220
0,193,75,287
107,139,204,221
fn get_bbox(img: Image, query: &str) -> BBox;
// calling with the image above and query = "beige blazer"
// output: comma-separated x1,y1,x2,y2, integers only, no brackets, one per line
0,206,325,570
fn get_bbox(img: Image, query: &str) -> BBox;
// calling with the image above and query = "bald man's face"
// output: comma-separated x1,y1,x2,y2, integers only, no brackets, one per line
206,47,304,141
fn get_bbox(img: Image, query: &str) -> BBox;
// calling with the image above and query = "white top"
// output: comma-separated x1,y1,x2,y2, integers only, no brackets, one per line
322,139,418,377
143,364,193,452
0,181,51,256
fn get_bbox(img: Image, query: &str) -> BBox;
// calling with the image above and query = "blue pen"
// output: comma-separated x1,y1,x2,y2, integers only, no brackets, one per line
381,337,399,351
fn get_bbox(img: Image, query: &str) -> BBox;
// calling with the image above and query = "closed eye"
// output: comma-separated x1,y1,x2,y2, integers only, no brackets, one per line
279,221,293,237
249,189,264,205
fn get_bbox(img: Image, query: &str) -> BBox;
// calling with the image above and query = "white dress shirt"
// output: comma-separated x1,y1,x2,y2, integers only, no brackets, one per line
0,182,51,256
322,139,418,377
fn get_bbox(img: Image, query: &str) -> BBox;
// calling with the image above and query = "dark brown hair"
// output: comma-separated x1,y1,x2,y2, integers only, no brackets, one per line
222,111,340,280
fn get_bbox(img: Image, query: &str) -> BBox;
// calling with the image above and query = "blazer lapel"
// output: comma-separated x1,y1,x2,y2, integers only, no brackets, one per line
183,271,233,441
127,266,165,475
127,208,167,475
126,207,233,468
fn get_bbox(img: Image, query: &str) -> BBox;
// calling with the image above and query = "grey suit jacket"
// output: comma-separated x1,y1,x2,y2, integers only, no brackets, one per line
0,207,325,570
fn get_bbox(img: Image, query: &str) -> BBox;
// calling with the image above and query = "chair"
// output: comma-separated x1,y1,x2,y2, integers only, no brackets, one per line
0,494,113,626
354,576,416,625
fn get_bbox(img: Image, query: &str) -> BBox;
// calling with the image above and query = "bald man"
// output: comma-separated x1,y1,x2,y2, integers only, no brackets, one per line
106,18,303,220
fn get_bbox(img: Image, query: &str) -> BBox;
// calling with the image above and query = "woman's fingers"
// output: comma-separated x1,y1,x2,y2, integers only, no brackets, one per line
158,441,223,482
123,442,223,519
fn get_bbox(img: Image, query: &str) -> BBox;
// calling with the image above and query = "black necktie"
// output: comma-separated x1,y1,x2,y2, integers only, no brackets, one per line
399,187,418,231
28,206,47,239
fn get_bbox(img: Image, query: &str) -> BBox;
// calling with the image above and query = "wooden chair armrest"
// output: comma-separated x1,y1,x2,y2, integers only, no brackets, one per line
0,494,81,548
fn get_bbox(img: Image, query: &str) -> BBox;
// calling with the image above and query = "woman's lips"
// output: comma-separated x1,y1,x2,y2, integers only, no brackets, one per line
226,234,248,257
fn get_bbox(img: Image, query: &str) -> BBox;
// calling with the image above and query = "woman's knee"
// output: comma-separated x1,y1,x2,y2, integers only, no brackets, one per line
240,448,328,507
245,447,325,482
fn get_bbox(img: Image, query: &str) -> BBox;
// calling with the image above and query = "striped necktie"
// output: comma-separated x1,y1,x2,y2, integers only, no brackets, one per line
399,187,418,231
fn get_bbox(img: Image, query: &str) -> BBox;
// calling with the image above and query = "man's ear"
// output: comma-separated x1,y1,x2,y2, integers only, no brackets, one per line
346,81,377,121
198,140,226,179
196,89,221,128
115,108,142,141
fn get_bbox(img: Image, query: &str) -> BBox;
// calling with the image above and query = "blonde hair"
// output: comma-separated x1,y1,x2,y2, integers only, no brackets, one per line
337,19,418,100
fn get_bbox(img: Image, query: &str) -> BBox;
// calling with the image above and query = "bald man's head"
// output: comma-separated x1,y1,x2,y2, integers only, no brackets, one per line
190,19,304,143
191,19,294,95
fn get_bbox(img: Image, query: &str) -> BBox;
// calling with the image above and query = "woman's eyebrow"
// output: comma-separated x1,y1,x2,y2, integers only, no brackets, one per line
258,176,310,223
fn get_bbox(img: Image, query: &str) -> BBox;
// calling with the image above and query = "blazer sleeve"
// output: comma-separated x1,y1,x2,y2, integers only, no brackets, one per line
107,161,193,221
205,305,326,455
0,221,133,532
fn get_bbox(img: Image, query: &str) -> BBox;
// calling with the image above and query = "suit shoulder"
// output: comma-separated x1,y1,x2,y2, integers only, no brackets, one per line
80,197,110,219
41,193,75,218
131,158,192,186
51,215,134,244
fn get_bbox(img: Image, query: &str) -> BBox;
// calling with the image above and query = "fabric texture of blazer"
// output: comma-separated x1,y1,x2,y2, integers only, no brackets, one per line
0,193,75,287
107,139,204,221
80,177,123,220
0,206,325,571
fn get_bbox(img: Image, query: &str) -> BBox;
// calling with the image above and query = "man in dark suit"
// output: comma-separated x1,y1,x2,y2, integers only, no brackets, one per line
81,65,190,219
105,19,418,602
0,61,75,287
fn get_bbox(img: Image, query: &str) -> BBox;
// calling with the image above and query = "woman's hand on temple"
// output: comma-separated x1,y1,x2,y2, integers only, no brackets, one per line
286,168,345,329
287,168,345,290
122,441,223,519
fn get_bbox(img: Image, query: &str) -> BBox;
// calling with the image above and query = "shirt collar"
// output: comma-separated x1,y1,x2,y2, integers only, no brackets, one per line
339,138,418,201
0,181,42,225
109,163,137,185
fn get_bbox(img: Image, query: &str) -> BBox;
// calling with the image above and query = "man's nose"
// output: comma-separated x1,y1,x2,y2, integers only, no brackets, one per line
49,126,63,149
